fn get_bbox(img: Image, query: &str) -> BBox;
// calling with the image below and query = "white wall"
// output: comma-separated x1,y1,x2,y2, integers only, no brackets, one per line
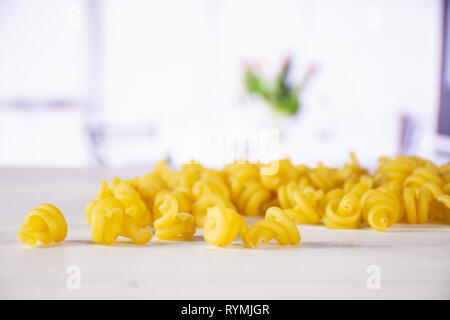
102,0,442,166
0,0,444,166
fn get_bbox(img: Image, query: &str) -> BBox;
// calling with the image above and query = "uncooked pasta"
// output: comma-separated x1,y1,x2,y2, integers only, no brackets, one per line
18,154,450,248
18,204,67,247
245,207,300,249
154,194,196,240
203,205,248,247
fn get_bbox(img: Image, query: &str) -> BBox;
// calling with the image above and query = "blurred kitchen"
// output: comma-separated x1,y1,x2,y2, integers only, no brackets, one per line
0,0,448,168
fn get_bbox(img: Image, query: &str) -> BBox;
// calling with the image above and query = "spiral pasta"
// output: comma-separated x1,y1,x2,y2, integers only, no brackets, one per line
110,177,152,227
130,173,166,211
225,162,260,200
435,194,450,223
361,188,401,231
192,194,235,228
18,204,67,247
404,166,443,189
154,194,196,240
403,183,444,224
85,197,123,244
278,183,323,224
323,193,362,229
245,207,300,249
234,180,273,216
85,197,153,245
333,152,368,185
152,189,192,221
374,156,421,185
343,175,373,197
192,176,230,201
318,188,346,217
203,205,248,247
307,163,338,192
260,158,300,190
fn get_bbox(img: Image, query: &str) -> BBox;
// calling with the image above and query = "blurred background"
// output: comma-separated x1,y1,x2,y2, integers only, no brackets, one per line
0,0,449,168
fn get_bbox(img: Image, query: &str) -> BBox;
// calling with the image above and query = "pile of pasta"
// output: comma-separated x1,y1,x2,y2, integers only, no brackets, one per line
18,154,450,248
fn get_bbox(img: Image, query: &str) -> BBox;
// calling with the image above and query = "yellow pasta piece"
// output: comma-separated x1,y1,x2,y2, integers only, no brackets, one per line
203,205,248,247
307,163,337,192
130,173,166,210
245,207,300,249
85,198,123,244
344,175,373,197
85,197,153,245
404,166,443,189
153,189,191,221
374,156,426,186
361,188,400,231
18,204,67,247
277,181,301,209
439,164,450,193
154,194,196,240
192,194,235,228
320,175,373,229
234,180,273,216
225,162,260,200
323,193,361,229
192,176,230,201
96,180,115,199
154,160,204,190
403,182,443,224
110,177,152,227
260,158,300,190
279,184,323,224
333,152,368,185
318,188,346,217
435,194,450,223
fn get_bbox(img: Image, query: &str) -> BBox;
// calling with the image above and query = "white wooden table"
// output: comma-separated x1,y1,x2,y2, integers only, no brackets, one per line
1,167,449,299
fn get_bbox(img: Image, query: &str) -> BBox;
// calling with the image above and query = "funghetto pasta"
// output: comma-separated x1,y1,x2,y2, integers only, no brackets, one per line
130,173,166,211
153,189,191,221
260,158,300,190
203,205,248,247
192,194,235,228
154,194,196,240
20,153,450,248
110,177,152,228
323,193,362,229
18,204,67,247
85,197,153,245
278,182,323,224
245,207,300,249
361,188,401,231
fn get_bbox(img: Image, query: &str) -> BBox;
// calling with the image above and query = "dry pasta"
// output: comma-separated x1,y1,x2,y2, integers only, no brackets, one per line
18,204,67,247
110,177,152,227
85,197,153,245
361,188,401,232
278,182,323,224
21,153,449,249
234,180,273,216
245,207,300,249
260,158,300,190
153,189,191,221
203,205,248,247
323,193,362,229
154,194,196,240
192,194,235,228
